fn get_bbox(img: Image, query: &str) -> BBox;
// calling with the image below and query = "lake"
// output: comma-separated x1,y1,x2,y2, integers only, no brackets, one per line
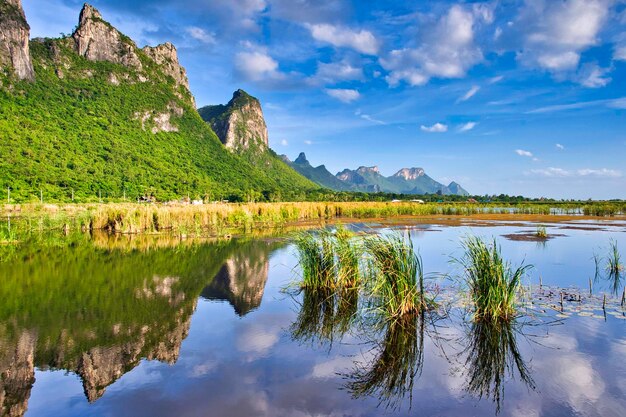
0,217,624,417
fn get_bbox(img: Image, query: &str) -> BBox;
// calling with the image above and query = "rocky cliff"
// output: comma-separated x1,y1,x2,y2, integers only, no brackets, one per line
142,42,195,106
283,153,352,191
198,89,269,152
0,0,34,81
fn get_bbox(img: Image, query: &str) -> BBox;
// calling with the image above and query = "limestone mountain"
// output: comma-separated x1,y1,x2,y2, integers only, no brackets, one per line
283,152,352,191
0,2,317,202
287,151,469,195
198,89,268,152
0,0,34,81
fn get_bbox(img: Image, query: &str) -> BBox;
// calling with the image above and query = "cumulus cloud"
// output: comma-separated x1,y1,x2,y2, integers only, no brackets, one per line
556,143,565,150
529,167,571,177
234,50,285,82
457,85,480,103
421,122,448,133
325,88,360,103
577,168,622,177
186,27,216,44
308,23,380,55
516,149,534,157
458,121,477,132
381,4,492,86
517,0,611,74
280,139,288,146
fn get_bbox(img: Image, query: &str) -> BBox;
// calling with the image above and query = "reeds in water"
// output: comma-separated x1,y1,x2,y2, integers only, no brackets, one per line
456,236,530,323
365,232,428,318
535,225,547,239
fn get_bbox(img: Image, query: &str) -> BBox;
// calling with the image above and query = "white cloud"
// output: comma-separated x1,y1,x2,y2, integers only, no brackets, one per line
304,140,313,145
234,51,284,82
312,60,364,85
516,149,534,157
575,63,612,88
421,122,448,133
458,122,477,132
526,97,626,113
457,85,480,103
577,168,622,177
325,88,360,103
355,110,387,125
489,75,504,84
518,0,611,73
556,143,565,150
280,139,288,146
186,27,216,44
528,167,622,178
308,23,380,55
381,4,491,86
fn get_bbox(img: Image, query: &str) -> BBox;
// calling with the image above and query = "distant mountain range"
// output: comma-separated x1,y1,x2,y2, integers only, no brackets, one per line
283,153,469,196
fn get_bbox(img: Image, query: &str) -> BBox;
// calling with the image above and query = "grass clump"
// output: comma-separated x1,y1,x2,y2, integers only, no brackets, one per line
535,225,547,239
607,239,623,276
456,236,530,323
293,226,363,290
365,232,429,318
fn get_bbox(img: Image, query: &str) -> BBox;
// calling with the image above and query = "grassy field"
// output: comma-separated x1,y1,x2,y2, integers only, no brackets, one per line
1,201,625,243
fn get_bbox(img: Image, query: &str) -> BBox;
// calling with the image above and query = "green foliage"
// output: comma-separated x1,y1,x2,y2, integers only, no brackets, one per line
365,232,428,319
0,38,317,203
455,236,530,323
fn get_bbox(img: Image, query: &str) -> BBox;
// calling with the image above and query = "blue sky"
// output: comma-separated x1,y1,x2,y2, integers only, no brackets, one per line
22,0,626,199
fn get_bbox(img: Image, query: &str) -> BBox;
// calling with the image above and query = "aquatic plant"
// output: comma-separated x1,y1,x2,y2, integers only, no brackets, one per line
346,313,425,410
607,239,623,276
455,236,530,323
365,232,429,318
464,319,535,414
294,230,336,289
535,225,547,239
334,226,363,288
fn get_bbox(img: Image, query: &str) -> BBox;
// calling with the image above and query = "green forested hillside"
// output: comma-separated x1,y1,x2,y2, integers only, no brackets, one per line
0,31,317,202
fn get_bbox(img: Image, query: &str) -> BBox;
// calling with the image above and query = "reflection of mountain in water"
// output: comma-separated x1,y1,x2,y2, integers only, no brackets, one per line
201,240,282,316
0,236,278,416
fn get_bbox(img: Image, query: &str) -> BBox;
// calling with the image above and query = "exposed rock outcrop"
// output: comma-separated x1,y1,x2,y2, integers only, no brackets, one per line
142,42,194,106
134,102,183,134
198,89,269,152
393,167,425,181
72,4,142,69
0,0,34,81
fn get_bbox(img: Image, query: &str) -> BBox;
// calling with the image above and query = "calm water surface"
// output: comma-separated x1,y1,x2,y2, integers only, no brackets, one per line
0,219,624,417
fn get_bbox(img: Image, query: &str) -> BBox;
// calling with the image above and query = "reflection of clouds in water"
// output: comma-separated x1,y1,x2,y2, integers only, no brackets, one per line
106,361,165,393
236,321,281,358
189,360,217,378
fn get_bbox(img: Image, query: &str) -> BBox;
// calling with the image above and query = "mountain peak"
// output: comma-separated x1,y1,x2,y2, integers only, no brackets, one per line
393,167,425,180
198,89,268,152
356,166,380,175
73,3,142,69
294,152,309,165
0,0,35,80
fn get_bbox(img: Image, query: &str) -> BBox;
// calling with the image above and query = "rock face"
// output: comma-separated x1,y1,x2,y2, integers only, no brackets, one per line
72,4,142,69
198,89,269,152
0,0,35,81
393,167,425,181
142,42,194,105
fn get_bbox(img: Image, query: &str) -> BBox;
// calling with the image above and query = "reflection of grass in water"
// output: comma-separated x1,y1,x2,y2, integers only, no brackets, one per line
464,319,535,414
455,236,530,324
346,313,425,410
365,232,431,319
290,287,359,347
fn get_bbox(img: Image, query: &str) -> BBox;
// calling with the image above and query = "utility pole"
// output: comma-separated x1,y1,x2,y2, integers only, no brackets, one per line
71,189,74,201
7,187,9,204
99,190,102,203
40,189,43,204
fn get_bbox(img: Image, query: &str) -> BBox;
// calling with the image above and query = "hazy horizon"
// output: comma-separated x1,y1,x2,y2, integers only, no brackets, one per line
22,0,626,199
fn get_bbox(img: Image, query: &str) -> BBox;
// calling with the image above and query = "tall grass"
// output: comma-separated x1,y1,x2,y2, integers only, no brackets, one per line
607,239,623,276
294,230,336,289
535,226,547,239
456,237,530,323
294,227,363,290
365,232,428,318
